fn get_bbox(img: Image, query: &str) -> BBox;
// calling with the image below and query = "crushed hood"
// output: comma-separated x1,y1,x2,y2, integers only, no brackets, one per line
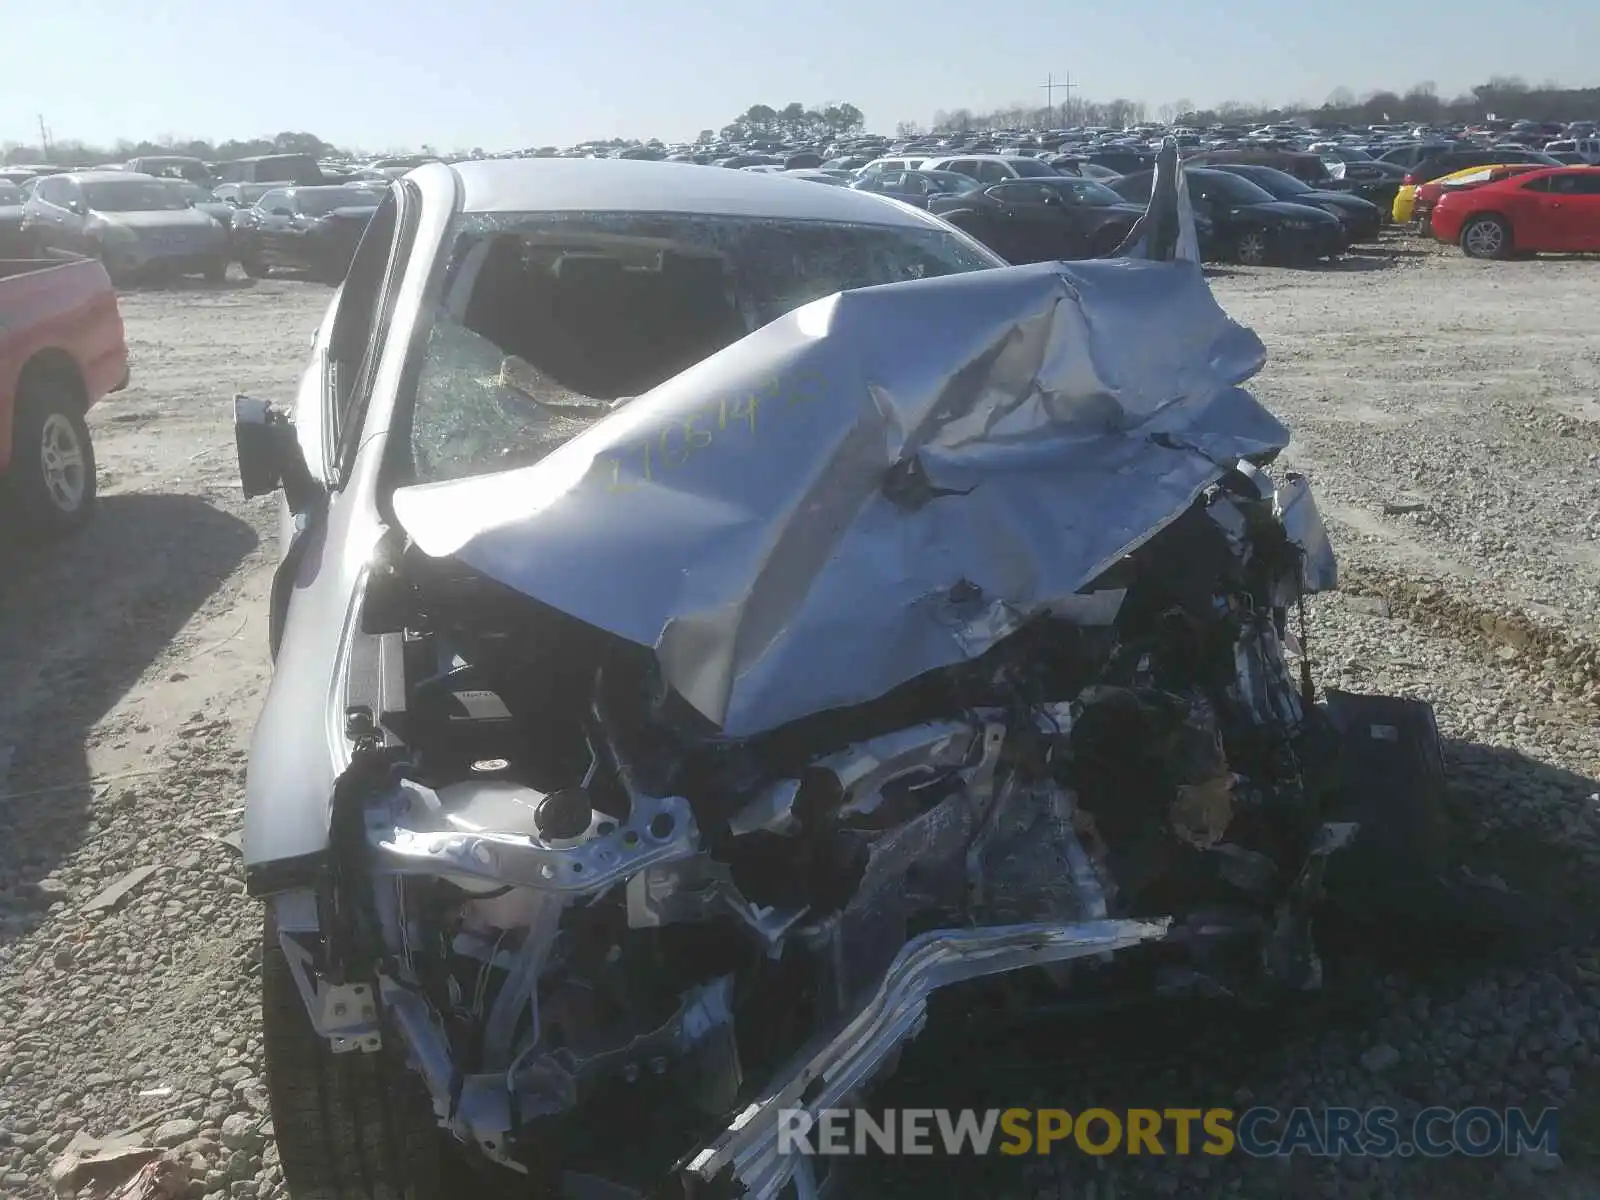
392,146,1290,738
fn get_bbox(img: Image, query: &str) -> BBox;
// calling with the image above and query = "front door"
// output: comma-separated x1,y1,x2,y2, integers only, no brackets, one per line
1550,172,1600,250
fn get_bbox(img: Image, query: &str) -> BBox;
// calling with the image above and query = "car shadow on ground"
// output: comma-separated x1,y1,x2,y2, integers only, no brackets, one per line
1299,255,1397,273
0,493,257,944
1439,736,1600,932
1352,244,1431,258
120,275,257,293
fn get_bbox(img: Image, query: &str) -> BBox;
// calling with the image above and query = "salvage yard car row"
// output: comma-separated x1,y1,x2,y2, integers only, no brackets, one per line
0,166,385,285
6,137,1595,292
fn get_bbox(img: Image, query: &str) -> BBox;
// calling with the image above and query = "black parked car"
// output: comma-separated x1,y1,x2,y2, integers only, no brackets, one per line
0,179,24,254
850,168,982,208
1110,168,1345,265
1086,149,1155,175
1208,164,1384,242
230,185,381,282
927,176,1145,262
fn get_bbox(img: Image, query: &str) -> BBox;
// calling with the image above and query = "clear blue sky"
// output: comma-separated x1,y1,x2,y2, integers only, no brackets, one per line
4,0,1596,152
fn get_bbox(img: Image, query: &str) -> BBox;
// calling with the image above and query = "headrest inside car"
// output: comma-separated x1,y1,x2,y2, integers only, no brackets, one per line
552,254,625,285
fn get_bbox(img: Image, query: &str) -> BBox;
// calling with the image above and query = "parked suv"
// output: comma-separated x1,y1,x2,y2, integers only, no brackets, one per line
20,171,230,283
211,153,324,186
920,153,1064,184
124,155,212,184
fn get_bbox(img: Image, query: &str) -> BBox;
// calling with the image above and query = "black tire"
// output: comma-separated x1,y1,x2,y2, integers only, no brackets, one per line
4,362,97,538
1460,213,1512,260
1319,689,1450,895
1233,227,1270,266
262,910,443,1200
241,249,268,279
203,256,229,283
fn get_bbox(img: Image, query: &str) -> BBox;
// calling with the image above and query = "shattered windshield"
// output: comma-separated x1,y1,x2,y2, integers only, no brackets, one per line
404,211,997,486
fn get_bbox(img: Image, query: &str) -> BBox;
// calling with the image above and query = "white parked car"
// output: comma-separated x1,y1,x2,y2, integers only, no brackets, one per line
919,152,1065,184
1543,138,1600,164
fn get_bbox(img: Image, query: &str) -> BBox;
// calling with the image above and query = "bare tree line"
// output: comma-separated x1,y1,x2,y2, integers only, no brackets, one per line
921,75,1599,132
7,74,1596,168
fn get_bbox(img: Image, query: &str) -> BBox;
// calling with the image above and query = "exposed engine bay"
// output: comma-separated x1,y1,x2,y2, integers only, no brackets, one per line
278,462,1374,1197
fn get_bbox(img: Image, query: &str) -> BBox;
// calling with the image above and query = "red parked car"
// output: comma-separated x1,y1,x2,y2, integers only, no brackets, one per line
1412,163,1544,236
1430,166,1600,258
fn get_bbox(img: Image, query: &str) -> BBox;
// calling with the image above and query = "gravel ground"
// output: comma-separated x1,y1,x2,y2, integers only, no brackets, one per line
1,241,1598,1200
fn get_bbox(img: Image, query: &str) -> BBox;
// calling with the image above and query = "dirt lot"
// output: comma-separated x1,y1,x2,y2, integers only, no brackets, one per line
2,242,1599,1200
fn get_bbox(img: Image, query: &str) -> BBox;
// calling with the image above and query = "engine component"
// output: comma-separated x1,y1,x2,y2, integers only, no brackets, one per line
372,778,698,896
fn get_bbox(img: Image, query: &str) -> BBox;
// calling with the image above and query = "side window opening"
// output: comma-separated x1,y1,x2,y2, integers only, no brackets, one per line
326,193,401,455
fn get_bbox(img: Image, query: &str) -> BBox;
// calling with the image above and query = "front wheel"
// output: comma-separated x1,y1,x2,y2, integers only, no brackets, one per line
240,249,268,279
1460,214,1511,260
262,910,443,1200
4,365,97,538
93,244,130,287
1233,228,1270,266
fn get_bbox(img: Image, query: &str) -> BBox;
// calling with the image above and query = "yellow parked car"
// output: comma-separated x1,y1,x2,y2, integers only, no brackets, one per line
1394,164,1517,223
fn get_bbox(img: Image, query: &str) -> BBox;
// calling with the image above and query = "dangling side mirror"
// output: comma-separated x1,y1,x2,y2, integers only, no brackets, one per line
234,394,321,512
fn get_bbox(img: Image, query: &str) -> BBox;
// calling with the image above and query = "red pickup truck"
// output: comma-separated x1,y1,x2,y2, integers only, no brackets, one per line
0,258,128,537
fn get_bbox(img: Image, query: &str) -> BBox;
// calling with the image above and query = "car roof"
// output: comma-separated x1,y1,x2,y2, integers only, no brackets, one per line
63,170,159,183
445,158,945,229
1499,165,1600,181
1434,162,1540,183
923,153,1030,162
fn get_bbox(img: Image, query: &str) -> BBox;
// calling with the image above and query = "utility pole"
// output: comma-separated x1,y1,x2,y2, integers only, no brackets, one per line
1040,73,1079,126
37,114,51,159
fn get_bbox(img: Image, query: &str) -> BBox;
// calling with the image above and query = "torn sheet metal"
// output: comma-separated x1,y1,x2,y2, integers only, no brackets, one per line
1112,138,1201,264
1274,472,1337,592
393,251,1289,737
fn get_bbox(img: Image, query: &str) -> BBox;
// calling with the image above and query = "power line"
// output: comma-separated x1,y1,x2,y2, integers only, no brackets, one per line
1040,73,1079,121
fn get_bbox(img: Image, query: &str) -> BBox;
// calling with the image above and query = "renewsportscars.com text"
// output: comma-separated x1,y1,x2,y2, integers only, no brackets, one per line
777,1106,1559,1158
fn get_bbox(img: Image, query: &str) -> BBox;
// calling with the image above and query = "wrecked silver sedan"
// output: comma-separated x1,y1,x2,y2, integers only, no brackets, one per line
236,149,1449,1199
